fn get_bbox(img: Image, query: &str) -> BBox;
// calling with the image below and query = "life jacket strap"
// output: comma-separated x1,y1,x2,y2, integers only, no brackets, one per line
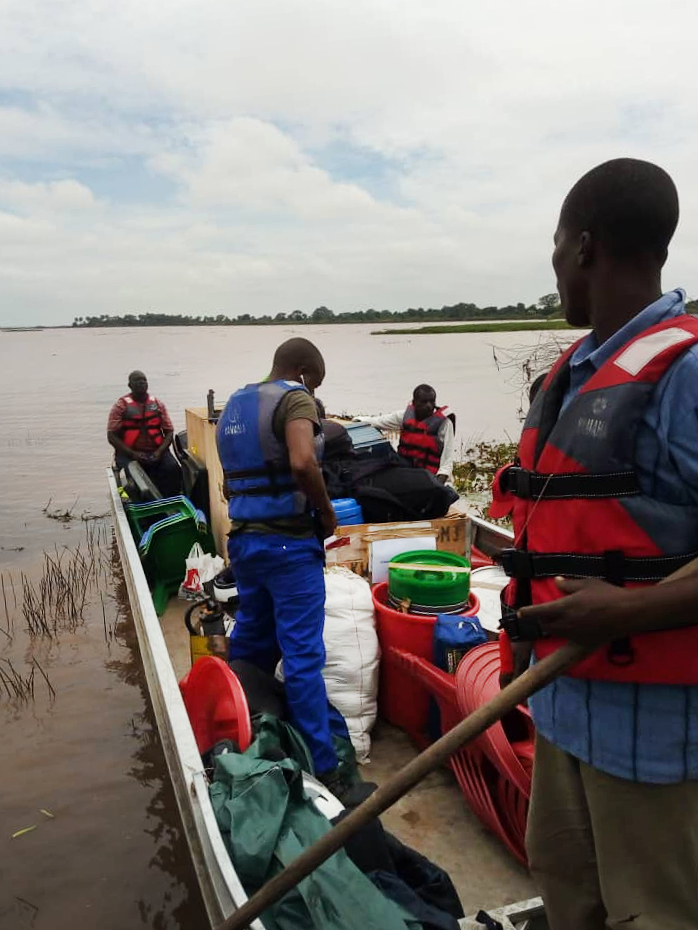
223,462,296,498
500,547,698,583
223,466,291,480
226,483,297,498
501,465,641,500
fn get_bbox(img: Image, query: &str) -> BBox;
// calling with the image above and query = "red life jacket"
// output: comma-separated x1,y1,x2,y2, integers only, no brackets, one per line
398,404,450,474
490,315,698,685
120,394,165,450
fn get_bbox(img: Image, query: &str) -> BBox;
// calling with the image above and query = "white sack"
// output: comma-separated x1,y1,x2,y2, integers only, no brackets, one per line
322,566,380,763
276,566,380,763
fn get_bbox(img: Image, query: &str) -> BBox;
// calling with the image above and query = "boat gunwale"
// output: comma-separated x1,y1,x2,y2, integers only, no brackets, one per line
107,467,264,930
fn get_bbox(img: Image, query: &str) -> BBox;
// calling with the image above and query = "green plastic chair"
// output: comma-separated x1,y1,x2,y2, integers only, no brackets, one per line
136,509,215,616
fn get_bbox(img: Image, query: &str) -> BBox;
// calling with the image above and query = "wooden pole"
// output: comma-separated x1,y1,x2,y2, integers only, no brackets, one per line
216,555,698,930
216,640,591,930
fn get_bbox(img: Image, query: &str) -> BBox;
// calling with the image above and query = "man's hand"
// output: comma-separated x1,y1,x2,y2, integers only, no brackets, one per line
436,474,448,485
517,576,634,646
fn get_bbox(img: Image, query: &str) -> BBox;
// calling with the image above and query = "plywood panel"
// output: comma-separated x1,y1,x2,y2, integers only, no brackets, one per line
185,408,229,558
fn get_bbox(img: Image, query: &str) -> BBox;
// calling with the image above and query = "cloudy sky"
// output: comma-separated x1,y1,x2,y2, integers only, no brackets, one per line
1,0,696,326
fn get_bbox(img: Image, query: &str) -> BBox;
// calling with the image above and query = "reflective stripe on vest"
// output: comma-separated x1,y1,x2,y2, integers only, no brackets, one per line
398,404,447,474
120,394,164,448
217,380,324,523
491,315,698,685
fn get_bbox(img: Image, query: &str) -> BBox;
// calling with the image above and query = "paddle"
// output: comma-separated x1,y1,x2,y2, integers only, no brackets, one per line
216,555,698,930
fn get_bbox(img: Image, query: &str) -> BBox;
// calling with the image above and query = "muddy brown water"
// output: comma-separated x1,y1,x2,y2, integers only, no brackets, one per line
0,323,562,929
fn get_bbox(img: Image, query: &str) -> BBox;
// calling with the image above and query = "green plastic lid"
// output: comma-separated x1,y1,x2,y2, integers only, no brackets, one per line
388,550,470,608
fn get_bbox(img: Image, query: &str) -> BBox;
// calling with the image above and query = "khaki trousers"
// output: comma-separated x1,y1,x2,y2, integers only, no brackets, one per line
526,733,698,930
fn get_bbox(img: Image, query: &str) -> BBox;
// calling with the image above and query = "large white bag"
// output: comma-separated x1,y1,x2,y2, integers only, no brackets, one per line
322,566,380,763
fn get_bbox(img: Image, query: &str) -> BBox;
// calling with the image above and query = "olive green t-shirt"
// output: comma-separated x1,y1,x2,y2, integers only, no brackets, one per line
231,388,321,537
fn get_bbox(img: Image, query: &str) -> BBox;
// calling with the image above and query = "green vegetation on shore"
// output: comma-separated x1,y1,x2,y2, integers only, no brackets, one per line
71,293,565,328
452,440,517,524
372,320,572,335
452,441,518,496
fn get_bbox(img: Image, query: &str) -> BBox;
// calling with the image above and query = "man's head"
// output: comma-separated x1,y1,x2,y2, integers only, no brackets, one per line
412,384,437,421
553,158,679,327
128,370,148,399
271,338,326,393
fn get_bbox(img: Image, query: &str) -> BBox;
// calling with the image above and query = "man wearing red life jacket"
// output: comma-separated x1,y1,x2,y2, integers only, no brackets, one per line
491,159,698,929
107,370,181,498
357,384,456,484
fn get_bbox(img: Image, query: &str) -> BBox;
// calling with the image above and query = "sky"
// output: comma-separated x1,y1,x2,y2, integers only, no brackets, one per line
1,0,697,326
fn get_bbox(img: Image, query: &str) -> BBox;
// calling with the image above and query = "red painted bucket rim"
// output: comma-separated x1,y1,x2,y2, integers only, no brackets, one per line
371,581,481,621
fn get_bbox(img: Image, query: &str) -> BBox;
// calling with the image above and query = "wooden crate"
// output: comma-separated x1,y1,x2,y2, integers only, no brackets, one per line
326,514,471,580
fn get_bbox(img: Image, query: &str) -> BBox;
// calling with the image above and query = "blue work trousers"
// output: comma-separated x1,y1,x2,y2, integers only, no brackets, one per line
226,532,342,775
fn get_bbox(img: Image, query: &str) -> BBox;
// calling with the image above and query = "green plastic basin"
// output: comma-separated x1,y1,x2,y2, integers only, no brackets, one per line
387,550,471,609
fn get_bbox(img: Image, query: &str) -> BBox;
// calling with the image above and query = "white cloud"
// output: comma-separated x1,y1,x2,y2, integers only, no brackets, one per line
0,179,97,214
1,0,698,324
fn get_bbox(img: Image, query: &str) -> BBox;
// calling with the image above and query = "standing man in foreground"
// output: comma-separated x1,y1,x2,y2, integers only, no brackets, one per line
217,338,350,793
107,370,182,497
491,159,698,929
357,384,456,484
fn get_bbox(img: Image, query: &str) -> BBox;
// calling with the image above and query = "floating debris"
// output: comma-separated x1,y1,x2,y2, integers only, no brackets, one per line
11,825,37,839
42,497,80,523
39,809,55,819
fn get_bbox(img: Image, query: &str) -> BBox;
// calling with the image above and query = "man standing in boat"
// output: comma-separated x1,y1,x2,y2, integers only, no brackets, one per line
492,158,698,929
217,338,352,796
356,384,456,485
107,370,182,498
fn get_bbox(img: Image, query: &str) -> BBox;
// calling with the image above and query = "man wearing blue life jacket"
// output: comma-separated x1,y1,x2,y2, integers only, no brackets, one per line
217,338,351,794
492,159,698,929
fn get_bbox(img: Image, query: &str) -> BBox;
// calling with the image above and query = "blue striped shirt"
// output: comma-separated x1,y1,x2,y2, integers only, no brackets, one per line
529,290,698,783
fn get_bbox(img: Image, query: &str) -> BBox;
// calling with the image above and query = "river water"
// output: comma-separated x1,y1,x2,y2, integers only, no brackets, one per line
0,322,573,929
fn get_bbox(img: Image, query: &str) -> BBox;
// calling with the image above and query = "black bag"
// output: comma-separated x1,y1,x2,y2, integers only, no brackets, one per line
356,465,458,522
322,419,354,460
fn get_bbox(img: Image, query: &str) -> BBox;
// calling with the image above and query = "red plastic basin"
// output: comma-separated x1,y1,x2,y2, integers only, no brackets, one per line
179,656,253,755
372,582,480,747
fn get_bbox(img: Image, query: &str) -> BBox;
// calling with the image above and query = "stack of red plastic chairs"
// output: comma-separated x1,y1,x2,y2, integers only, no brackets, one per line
390,642,534,864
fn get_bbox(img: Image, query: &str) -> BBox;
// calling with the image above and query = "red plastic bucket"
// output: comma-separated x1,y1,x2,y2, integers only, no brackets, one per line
372,582,480,747
179,656,253,755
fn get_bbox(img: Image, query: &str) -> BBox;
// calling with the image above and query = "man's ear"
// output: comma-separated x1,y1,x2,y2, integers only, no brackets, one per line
578,231,594,268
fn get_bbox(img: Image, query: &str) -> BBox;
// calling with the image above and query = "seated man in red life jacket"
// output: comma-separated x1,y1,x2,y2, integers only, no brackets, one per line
107,370,182,498
356,384,456,484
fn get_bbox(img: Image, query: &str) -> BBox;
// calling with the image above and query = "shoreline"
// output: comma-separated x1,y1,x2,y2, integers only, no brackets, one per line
372,320,570,335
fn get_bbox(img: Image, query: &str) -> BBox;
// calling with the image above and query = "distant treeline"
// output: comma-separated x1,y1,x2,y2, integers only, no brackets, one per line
71,294,565,328
72,295,698,328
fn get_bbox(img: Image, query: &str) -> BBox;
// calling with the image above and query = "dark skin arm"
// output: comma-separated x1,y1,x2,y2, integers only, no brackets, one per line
107,429,144,462
518,574,698,647
151,430,174,461
107,429,173,463
501,572,698,687
285,417,337,538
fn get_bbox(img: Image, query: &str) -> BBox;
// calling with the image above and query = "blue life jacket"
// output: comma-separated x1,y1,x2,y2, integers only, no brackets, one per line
217,380,324,522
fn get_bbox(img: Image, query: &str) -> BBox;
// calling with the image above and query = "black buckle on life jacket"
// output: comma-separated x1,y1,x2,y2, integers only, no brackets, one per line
500,601,545,642
500,548,536,579
504,467,532,499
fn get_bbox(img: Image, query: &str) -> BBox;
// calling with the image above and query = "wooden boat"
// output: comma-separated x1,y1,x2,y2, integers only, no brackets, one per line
108,409,547,930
